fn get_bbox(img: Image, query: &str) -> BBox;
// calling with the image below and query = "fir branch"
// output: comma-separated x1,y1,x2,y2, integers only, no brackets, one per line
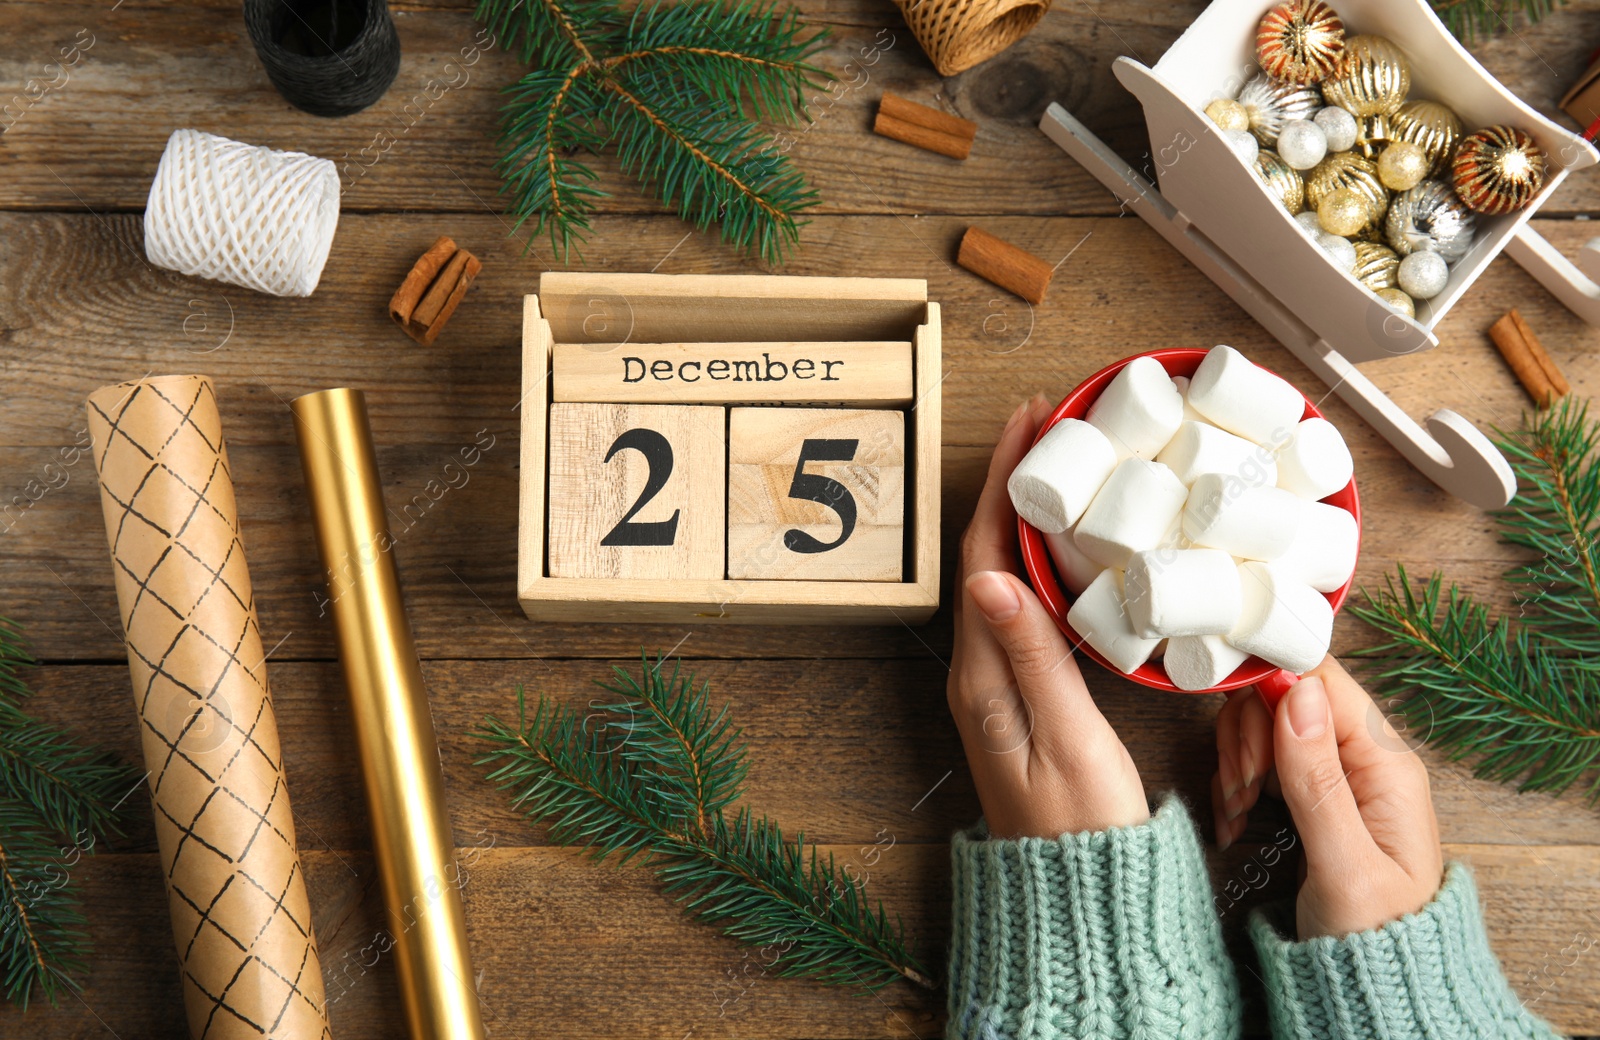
1351,400,1600,800
0,798,88,1008
1351,568,1600,799
0,617,139,1006
474,656,933,991
475,0,830,264
1494,398,1600,655
1430,0,1565,42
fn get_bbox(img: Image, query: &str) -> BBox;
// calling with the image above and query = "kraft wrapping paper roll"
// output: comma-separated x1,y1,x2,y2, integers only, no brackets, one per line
85,375,331,1040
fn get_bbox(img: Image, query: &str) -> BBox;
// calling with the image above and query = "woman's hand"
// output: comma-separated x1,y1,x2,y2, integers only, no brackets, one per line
1214,657,1444,938
947,396,1149,840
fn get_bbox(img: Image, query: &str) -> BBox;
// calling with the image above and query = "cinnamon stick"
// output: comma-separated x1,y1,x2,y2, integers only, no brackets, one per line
1489,308,1568,406
958,226,1053,304
1509,308,1571,398
389,235,482,345
874,93,977,160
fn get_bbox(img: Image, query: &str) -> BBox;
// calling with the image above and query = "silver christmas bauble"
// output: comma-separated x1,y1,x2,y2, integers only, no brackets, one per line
1316,231,1357,271
1278,118,1328,169
1224,128,1260,163
1294,209,1323,235
1397,249,1449,299
1314,105,1359,152
1237,73,1324,147
1384,179,1476,262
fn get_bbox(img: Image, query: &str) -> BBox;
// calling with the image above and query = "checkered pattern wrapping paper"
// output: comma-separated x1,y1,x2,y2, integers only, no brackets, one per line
86,375,332,1040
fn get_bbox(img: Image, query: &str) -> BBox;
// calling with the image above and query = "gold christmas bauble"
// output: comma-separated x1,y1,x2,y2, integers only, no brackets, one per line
1237,73,1324,147
1321,35,1411,118
1378,141,1429,191
1205,98,1250,133
1352,240,1400,290
1453,124,1547,215
1306,152,1388,227
1256,0,1345,84
1376,287,1416,318
1318,189,1369,236
1254,150,1306,213
1389,99,1462,177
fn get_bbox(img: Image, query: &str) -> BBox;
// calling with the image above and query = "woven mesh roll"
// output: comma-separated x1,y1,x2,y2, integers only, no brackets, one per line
144,129,340,298
893,0,1051,76
244,0,400,117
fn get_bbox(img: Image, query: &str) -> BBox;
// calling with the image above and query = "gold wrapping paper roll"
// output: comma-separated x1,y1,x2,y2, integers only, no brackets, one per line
290,388,484,1040
85,374,331,1040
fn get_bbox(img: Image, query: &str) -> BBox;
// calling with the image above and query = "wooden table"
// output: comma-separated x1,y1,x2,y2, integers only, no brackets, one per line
3,0,1600,1035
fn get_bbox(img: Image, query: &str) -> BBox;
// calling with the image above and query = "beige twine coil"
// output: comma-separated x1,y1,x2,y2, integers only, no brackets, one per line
892,0,1052,76
144,128,340,298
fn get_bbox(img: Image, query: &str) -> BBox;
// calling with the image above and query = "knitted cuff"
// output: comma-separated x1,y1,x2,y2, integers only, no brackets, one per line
946,796,1242,1040
1249,864,1559,1040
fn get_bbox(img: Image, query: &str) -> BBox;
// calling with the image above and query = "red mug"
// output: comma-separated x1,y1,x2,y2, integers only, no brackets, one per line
1016,348,1361,706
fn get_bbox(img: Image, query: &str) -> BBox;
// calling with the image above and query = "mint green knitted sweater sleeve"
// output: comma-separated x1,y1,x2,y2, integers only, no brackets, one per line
1250,864,1560,1040
945,796,1242,1040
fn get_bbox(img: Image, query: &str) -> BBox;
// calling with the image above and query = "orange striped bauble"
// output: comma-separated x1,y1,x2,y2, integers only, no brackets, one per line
1453,125,1547,215
1256,0,1345,84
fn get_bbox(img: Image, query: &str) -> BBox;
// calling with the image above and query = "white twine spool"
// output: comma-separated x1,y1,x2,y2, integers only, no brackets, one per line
144,128,340,298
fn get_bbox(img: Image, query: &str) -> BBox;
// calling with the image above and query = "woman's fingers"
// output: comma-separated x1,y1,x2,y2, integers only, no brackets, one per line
967,569,1145,832
948,396,1055,803
966,571,1094,742
1213,686,1277,847
1273,675,1379,876
1214,689,1248,827
955,395,1051,587
1236,689,1275,813
1304,656,1440,875
950,395,1054,726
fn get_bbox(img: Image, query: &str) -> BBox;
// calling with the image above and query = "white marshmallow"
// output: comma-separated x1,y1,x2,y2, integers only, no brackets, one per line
1274,501,1359,593
1087,356,1184,461
1125,547,1242,638
1164,634,1251,692
1008,419,1118,533
1045,527,1104,596
1228,562,1333,673
1275,417,1354,500
1170,375,1208,423
1067,569,1162,674
1074,458,1190,568
1186,344,1305,447
1182,473,1301,560
1157,420,1279,488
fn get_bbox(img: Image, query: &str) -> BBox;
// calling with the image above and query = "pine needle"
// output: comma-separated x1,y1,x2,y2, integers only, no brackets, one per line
1351,398,1600,801
0,616,140,1007
1429,0,1565,42
474,0,831,265
473,653,934,991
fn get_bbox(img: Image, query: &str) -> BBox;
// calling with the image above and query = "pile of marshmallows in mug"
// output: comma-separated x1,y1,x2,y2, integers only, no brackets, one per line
1009,346,1357,691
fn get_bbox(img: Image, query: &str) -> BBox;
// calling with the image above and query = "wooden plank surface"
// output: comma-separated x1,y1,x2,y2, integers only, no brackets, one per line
4,0,1600,1034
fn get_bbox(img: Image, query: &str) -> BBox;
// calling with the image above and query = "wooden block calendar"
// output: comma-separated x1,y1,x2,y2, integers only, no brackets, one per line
517,273,941,626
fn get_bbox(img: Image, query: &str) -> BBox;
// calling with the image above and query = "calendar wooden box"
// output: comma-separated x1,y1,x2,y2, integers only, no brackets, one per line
517,273,942,625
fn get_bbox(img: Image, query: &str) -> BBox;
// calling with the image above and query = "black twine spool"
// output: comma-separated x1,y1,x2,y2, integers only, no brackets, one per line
244,0,401,118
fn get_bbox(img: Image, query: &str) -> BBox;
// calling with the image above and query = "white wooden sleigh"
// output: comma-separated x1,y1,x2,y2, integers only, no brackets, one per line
1041,0,1600,508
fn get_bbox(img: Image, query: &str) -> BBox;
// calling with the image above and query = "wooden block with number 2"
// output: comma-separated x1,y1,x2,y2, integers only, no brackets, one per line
728,408,905,581
547,403,725,579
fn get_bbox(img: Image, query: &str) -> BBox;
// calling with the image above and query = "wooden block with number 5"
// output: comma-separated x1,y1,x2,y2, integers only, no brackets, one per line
728,408,905,581
547,403,725,579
